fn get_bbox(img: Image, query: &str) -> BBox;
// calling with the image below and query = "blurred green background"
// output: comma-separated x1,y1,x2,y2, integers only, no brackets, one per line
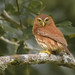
0,0,75,75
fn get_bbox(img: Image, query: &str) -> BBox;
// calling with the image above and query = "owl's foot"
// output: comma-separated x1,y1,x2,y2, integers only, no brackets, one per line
40,50,51,55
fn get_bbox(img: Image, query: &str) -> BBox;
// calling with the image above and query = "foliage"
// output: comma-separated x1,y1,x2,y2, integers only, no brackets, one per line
0,0,75,75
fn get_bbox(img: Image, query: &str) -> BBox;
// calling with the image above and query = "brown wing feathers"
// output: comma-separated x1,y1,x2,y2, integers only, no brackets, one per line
36,28,70,55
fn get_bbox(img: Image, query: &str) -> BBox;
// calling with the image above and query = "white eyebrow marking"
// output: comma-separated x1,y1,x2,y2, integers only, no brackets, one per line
37,18,43,21
44,17,49,21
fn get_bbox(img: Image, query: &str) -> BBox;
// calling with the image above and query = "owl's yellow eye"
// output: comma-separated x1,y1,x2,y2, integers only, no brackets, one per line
45,19,49,22
38,19,41,22
37,18,42,22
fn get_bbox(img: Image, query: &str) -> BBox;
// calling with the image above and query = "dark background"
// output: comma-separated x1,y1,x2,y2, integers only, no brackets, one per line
0,0,75,75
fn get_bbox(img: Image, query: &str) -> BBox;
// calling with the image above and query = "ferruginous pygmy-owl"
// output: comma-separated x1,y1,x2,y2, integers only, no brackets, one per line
33,14,70,55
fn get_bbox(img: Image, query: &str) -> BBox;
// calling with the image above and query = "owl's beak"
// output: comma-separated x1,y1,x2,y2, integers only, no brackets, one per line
42,22,45,27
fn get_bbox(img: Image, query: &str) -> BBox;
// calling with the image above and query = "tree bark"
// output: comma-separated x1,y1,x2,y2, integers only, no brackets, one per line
0,53,75,70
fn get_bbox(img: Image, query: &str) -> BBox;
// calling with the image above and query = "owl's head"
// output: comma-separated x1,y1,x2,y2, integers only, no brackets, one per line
33,14,54,27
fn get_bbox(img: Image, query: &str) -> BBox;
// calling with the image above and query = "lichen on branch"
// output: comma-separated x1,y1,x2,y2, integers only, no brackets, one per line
0,53,75,70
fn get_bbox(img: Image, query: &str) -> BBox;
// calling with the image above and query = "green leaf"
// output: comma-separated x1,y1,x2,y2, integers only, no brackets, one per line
69,34,75,38
0,0,5,14
5,0,17,14
23,27,33,39
56,21,75,37
16,41,29,54
0,39,8,56
29,1,41,8
16,41,24,54
56,21,72,27
23,0,45,15
0,25,5,36
2,22,24,40
58,26,75,36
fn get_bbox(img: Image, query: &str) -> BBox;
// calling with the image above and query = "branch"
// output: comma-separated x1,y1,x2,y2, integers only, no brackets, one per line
0,36,40,51
0,36,19,46
16,0,23,29
1,10,26,29
0,36,41,52
0,53,75,70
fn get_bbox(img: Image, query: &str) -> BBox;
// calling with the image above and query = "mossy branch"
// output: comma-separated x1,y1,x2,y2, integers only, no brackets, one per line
0,53,75,70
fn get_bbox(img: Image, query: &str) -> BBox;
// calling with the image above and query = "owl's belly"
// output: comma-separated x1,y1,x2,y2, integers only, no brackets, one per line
35,35,64,52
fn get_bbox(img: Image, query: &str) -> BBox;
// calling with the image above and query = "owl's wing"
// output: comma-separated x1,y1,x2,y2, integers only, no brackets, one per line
36,28,70,55
37,28,68,47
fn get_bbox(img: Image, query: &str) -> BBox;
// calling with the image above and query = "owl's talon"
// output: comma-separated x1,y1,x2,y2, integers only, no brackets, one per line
40,50,51,55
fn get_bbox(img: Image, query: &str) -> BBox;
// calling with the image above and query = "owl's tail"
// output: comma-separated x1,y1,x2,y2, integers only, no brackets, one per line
65,47,70,55
64,46,74,58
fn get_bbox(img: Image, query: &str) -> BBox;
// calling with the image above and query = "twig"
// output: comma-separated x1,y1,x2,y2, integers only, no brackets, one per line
0,53,75,70
16,0,23,29
0,18,6,20
0,36,19,46
0,36,41,51
1,10,26,29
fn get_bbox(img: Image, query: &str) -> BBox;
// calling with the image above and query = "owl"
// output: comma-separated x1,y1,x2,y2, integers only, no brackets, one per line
33,14,70,55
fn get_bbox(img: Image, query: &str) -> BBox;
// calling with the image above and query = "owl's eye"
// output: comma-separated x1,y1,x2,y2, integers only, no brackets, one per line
45,19,49,22
37,18,42,22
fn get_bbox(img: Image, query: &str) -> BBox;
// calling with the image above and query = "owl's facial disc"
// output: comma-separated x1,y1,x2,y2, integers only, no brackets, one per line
37,18,44,26
37,17,49,27
42,17,49,27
